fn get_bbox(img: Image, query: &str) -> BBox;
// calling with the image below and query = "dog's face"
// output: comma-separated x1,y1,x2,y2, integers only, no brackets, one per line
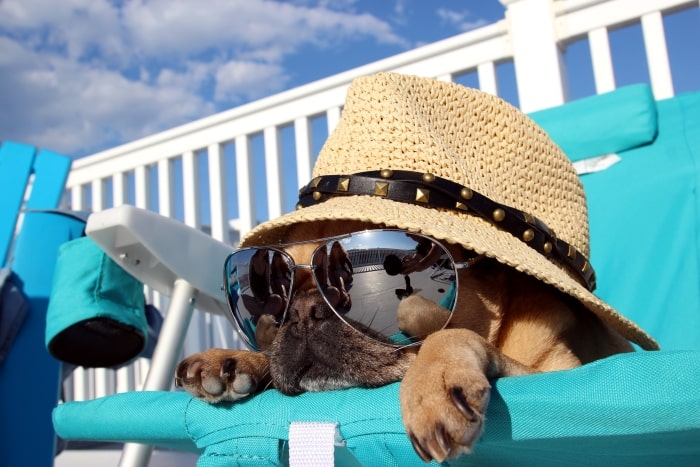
257,221,411,395
247,220,494,396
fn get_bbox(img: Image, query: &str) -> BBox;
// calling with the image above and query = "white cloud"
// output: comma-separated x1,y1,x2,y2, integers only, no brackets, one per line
0,36,213,156
436,8,488,32
214,61,289,102
155,62,214,94
119,0,407,61
0,0,408,156
0,0,127,63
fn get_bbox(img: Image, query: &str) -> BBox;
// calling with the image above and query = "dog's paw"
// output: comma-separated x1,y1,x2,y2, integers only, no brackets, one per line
396,295,450,340
400,364,491,462
175,349,270,403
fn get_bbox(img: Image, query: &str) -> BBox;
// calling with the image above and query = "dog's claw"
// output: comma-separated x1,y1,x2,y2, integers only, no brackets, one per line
409,433,433,463
221,358,236,377
450,387,477,422
435,423,452,458
407,424,455,463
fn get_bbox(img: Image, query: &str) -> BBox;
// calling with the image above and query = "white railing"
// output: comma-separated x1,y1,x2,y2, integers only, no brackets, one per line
62,0,699,401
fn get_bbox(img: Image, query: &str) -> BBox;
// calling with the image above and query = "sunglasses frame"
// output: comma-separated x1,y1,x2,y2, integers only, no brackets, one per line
223,229,483,351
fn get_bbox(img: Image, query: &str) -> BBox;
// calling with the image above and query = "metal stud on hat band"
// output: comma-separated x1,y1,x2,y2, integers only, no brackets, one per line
297,169,597,292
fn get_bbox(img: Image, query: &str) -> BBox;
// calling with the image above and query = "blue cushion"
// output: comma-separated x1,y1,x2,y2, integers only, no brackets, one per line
530,84,657,162
583,90,700,350
53,351,700,465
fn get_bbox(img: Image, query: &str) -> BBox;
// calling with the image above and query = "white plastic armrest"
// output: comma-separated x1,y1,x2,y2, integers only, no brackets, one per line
86,205,231,316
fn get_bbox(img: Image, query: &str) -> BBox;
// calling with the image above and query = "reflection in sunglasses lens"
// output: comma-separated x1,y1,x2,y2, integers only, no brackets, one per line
312,231,456,346
225,230,458,350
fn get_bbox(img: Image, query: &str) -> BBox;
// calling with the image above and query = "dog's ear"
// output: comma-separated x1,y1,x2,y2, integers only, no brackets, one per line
313,242,352,310
329,241,353,287
245,250,289,323
248,249,271,301
270,251,291,297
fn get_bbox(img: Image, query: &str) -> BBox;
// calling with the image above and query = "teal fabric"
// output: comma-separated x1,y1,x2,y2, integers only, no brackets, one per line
583,91,700,350
53,351,700,465
46,235,147,367
530,84,657,162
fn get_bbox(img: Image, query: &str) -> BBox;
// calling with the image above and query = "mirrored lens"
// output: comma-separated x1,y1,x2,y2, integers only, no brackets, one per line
224,230,459,350
224,247,292,351
311,231,457,345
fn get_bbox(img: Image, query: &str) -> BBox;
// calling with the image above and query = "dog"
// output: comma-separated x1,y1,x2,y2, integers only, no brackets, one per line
175,72,657,463
175,219,633,462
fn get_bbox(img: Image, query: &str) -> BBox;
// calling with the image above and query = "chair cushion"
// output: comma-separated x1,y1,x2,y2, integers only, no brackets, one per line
583,90,700,350
53,350,700,466
530,83,657,162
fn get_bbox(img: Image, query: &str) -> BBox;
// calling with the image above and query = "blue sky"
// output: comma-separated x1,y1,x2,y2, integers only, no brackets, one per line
0,0,698,161
0,0,503,158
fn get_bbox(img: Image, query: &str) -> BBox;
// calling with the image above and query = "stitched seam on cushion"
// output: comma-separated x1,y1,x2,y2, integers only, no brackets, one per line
201,452,274,461
342,416,403,432
93,249,141,318
380,433,400,465
184,396,196,442
92,249,107,308
183,398,289,443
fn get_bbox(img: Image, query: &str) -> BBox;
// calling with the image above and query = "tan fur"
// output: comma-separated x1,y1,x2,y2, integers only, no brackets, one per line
397,295,449,339
176,220,632,462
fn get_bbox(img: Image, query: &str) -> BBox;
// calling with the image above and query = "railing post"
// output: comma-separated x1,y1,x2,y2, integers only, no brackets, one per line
500,0,568,112
235,135,256,236
207,142,228,242
264,126,285,220
477,62,499,96
182,151,201,229
588,27,616,94
641,11,674,99
294,116,314,189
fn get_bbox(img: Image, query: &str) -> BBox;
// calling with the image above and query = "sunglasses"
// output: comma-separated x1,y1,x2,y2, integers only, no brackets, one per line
223,229,483,351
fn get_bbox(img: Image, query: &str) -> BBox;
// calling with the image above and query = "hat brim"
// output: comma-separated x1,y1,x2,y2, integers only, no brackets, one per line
241,195,659,351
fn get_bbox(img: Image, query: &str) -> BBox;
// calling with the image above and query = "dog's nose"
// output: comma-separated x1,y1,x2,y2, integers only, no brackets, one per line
285,289,333,335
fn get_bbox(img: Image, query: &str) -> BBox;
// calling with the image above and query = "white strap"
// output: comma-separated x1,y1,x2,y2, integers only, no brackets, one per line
289,421,339,467
573,153,622,175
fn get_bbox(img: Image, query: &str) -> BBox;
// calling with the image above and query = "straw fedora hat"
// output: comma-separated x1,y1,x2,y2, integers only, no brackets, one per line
240,72,658,351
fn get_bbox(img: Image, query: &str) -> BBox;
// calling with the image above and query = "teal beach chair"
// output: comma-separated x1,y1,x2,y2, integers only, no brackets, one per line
53,85,700,466
0,142,83,466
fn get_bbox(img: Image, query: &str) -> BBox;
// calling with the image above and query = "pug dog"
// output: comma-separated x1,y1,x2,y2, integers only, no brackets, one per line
175,219,633,463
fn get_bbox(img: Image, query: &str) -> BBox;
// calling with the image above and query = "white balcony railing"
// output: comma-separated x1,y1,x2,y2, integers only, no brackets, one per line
62,0,699,402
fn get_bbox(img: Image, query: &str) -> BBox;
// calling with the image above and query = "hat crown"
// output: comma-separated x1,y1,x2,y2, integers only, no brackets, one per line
312,73,590,258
